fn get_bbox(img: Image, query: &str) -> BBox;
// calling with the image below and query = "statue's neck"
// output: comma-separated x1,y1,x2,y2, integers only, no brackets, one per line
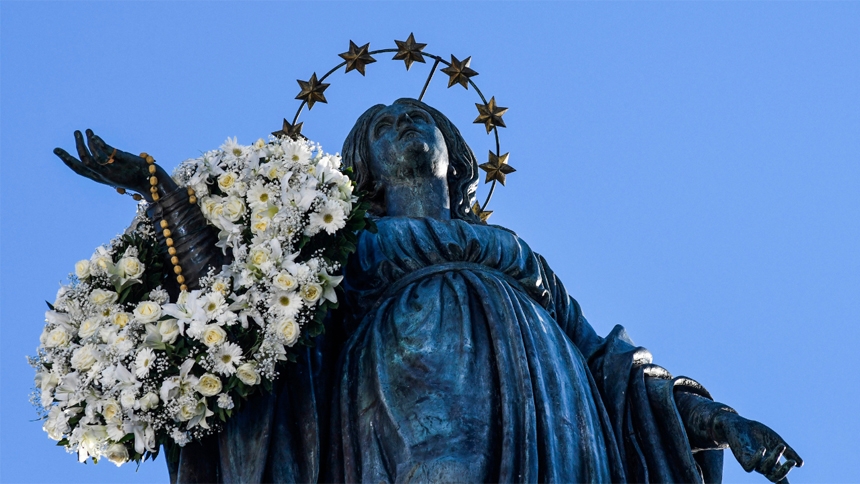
383,177,450,220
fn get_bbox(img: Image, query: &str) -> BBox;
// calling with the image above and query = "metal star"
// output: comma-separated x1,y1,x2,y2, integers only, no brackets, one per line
392,33,427,70
295,73,330,110
339,41,376,76
440,55,478,89
471,202,493,222
474,97,508,133
478,151,515,186
272,118,304,140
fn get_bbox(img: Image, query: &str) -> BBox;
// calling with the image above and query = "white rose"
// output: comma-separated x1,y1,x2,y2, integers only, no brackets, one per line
71,344,100,371
248,247,269,267
112,312,130,328
276,318,300,347
139,392,160,411
120,390,137,410
101,399,122,422
200,196,221,218
134,301,162,323
272,272,297,291
200,324,226,347
222,196,246,222
105,443,129,467
195,373,222,397
300,283,323,304
44,327,71,348
158,319,180,344
217,172,237,191
90,289,118,306
90,253,114,274
74,260,91,279
251,218,270,234
178,402,197,422
236,363,261,386
117,256,145,280
78,317,101,339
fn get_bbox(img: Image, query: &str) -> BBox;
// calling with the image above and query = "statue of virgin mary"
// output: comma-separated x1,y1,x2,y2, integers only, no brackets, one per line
56,98,801,484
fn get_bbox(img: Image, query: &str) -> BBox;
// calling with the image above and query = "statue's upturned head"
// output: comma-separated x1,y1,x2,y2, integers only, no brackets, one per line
342,98,481,223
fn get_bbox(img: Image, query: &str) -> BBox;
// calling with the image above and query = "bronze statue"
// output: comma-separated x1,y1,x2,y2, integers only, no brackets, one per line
55,98,802,483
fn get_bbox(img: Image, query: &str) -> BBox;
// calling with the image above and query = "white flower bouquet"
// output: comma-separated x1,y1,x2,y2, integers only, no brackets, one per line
30,136,373,466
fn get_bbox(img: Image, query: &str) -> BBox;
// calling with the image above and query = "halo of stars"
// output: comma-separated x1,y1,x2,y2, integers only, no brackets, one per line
282,34,512,221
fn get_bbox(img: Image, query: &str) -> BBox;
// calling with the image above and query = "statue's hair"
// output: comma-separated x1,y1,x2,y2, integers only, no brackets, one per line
342,98,482,224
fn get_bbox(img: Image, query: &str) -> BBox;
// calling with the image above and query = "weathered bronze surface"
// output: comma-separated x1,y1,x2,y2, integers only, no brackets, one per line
271,118,304,140
440,54,479,89
473,96,508,133
294,73,329,109
479,150,515,185
392,33,427,70
55,98,802,484
339,40,376,76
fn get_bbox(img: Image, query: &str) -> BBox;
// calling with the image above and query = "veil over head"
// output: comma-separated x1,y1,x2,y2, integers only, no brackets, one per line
342,98,482,223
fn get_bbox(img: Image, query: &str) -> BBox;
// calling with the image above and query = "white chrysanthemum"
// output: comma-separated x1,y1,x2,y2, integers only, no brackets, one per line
220,137,246,159
135,348,156,378
315,200,347,235
212,342,244,376
282,140,312,164
201,291,227,320
270,291,303,317
246,182,275,208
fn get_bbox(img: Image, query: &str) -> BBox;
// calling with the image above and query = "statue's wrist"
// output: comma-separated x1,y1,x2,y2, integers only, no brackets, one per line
710,407,739,444
140,166,179,202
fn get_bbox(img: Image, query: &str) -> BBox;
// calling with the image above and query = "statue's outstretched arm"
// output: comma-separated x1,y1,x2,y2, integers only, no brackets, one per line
54,130,228,298
676,391,803,483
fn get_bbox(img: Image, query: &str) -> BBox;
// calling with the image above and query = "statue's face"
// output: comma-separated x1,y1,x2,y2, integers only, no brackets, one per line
366,103,449,184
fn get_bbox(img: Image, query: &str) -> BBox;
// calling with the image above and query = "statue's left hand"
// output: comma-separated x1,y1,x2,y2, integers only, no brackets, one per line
715,412,803,483
54,129,177,201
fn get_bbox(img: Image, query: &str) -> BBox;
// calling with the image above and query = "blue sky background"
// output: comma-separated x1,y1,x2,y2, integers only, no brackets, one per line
2,2,858,483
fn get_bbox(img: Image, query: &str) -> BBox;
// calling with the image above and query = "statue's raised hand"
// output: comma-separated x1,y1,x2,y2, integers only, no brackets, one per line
715,412,803,483
54,129,177,201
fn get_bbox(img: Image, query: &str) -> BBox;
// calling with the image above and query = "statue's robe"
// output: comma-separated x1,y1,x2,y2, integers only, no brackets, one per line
173,217,723,483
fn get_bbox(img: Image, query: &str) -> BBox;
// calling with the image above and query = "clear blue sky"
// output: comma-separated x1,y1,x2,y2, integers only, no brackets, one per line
2,2,858,483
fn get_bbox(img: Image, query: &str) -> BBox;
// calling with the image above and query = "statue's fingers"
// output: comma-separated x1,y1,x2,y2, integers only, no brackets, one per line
767,459,797,483
783,445,803,467
54,147,106,184
89,131,141,168
738,445,766,473
85,129,109,162
756,444,786,475
73,130,95,166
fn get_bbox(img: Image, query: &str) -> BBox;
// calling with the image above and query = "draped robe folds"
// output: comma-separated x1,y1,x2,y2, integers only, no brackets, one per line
172,217,723,483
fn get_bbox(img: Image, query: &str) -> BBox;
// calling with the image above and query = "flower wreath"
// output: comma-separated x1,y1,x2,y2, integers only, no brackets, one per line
30,135,372,466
